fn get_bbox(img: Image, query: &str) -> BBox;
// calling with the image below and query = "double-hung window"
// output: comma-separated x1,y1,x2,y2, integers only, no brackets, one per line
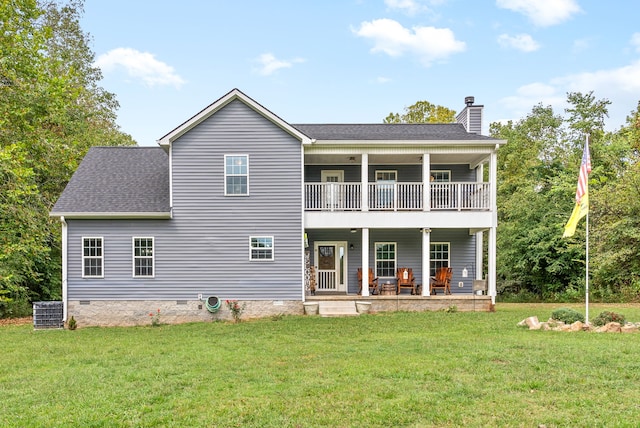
225,154,249,195
82,237,103,278
375,242,396,278
250,236,274,261
133,237,154,277
430,242,450,277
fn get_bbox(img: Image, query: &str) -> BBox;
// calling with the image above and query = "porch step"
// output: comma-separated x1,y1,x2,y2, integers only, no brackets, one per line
318,301,359,317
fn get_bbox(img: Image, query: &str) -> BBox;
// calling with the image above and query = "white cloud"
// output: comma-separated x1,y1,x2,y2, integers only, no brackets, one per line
352,18,466,67
497,33,540,52
496,0,581,27
498,60,640,130
552,60,640,94
385,0,424,15
631,32,640,52
253,53,305,76
94,48,185,88
374,76,392,84
384,0,447,15
499,82,565,116
572,38,590,54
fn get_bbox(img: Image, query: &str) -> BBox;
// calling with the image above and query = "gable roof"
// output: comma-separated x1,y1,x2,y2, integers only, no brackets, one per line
292,123,500,142
50,147,170,218
157,88,311,146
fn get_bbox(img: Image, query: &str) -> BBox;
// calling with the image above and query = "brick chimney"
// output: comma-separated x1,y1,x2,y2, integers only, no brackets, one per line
456,96,483,134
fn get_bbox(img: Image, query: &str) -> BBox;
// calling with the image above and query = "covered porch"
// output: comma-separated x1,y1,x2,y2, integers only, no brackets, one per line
304,226,497,305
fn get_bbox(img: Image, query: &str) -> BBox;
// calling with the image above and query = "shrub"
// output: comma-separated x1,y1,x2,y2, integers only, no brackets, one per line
591,311,626,327
68,316,77,330
551,307,585,324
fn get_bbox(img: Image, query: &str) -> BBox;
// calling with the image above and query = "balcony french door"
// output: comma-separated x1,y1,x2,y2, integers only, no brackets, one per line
321,170,344,210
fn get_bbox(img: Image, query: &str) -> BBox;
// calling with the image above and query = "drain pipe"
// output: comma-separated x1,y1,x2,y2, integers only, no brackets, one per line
60,216,68,322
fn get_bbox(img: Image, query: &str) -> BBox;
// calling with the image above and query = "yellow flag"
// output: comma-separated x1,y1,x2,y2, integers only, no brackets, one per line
563,193,589,237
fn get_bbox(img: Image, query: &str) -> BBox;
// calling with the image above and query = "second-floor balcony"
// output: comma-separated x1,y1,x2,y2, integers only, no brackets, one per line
304,182,490,212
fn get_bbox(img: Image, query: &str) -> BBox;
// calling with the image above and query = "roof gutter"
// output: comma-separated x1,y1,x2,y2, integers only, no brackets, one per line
49,210,173,220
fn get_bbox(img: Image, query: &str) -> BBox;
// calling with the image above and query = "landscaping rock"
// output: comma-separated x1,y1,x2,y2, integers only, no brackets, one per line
570,321,584,331
525,316,541,330
604,322,622,333
520,317,639,333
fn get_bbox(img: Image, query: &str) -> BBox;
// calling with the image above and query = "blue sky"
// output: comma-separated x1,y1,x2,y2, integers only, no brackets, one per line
82,0,640,146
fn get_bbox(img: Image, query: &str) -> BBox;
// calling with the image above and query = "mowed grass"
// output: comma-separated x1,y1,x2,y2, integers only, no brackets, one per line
2,303,640,427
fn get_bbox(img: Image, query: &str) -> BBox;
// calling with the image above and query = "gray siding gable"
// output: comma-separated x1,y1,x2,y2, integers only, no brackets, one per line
51,147,170,217
65,99,305,301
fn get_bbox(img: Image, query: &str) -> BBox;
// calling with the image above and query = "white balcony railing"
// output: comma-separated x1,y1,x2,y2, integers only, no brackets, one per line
305,182,490,211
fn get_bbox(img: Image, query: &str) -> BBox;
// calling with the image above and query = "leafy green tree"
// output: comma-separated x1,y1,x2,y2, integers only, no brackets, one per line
384,100,456,123
0,0,134,314
490,92,624,301
590,102,640,300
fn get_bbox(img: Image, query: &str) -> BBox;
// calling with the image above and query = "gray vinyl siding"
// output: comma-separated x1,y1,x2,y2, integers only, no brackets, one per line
305,164,477,182
66,99,303,301
455,106,482,135
308,228,476,295
468,107,482,135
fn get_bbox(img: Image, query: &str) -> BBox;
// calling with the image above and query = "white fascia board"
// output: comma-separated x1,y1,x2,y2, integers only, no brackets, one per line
310,139,506,146
49,211,173,219
157,88,311,146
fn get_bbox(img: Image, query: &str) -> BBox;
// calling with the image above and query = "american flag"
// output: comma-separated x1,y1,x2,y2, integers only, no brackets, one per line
575,139,592,203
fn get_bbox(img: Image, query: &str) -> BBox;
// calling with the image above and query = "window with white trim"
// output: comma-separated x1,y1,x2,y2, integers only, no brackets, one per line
133,237,154,277
82,237,103,278
250,236,274,261
225,154,249,195
431,170,451,182
375,242,396,278
430,242,450,277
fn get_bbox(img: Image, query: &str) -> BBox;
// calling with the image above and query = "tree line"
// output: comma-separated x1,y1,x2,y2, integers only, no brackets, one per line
1,1,639,317
1,0,134,316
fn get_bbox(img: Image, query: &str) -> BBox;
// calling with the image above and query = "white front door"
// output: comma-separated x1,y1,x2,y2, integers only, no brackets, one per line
314,241,348,293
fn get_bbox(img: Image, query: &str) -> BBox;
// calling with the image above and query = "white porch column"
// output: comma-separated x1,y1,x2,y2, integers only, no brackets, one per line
488,227,497,304
361,154,369,212
422,154,431,211
475,231,483,280
475,164,484,281
488,149,498,304
421,228,431,296
361,228,370,296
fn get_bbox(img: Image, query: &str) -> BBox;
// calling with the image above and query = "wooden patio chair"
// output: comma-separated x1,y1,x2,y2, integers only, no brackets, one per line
357,268,379,295
430,267,452,295
396,267,416,295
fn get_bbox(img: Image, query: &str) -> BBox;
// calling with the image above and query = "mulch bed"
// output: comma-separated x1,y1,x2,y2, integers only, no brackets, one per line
0,317,32,326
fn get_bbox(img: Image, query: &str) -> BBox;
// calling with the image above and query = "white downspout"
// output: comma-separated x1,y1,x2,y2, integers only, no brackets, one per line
60,216,68,322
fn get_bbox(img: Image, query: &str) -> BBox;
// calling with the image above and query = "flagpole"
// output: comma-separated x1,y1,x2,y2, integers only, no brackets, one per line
585,210,589,324
585,133,590,325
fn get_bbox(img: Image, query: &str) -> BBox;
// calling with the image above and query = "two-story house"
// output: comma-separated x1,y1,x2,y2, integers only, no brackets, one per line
51,89,505,326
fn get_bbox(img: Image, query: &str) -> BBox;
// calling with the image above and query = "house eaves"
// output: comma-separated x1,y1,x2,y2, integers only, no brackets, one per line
49,211,172,220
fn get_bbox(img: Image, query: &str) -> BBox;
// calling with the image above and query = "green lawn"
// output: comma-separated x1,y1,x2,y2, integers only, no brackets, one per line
2,303,640,427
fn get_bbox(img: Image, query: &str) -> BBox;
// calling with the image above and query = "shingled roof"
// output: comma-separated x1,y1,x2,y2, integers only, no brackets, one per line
292,123,498,141
51,147,170,218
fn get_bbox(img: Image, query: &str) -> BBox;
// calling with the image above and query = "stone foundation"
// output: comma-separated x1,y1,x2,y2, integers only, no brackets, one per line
306,294,493,313
67,295,492,327
67,299,304,327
